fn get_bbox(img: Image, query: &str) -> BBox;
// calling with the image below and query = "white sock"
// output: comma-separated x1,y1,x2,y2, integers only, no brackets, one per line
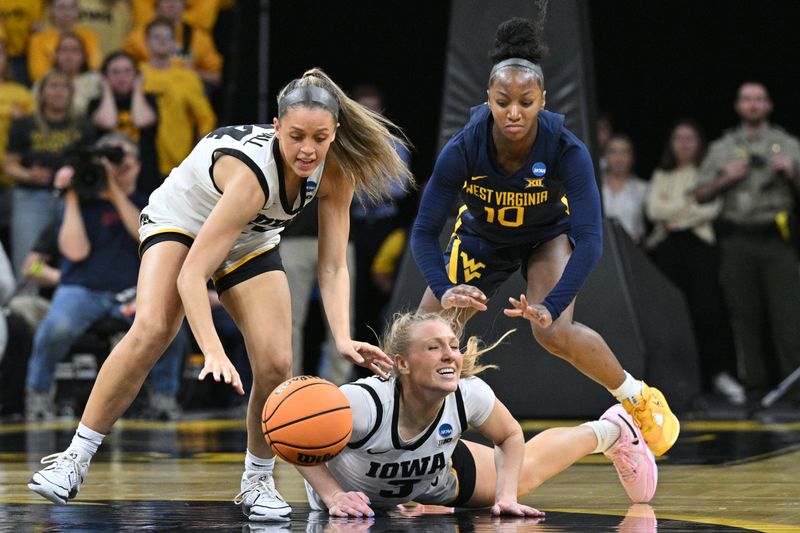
245,450,275,474
609,371,643,405
582,419,621,454
69,423,105,459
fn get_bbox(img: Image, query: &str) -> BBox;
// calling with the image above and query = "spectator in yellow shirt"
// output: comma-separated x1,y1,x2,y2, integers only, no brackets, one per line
32,32,100,119
77,0,133,56
125,0,222,86
0,0,44,84
0,39,35,249
140,18,215,176
131,0,232,32
27,0,103,83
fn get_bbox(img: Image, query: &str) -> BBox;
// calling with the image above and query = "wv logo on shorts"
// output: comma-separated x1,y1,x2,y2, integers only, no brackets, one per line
437,423,454,446
460,251,485,282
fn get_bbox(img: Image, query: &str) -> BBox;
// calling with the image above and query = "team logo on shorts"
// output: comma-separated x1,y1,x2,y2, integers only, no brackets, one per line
532,162,547,177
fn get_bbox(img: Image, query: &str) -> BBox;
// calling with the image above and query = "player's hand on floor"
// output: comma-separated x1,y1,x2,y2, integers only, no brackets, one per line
441,284,488,311
491,499,545,517
339,340,393,379
198,353,244,395
328,490,375,517
504,294,553,328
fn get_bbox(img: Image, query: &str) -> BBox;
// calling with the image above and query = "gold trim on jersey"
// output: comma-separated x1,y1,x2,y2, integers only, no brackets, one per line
212,244,277,281
448,237,462,284
138,228,196,255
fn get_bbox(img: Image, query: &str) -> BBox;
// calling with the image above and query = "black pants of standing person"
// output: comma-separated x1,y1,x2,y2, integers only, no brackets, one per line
351,217,397,379
650,230,738,389
0,313,34,416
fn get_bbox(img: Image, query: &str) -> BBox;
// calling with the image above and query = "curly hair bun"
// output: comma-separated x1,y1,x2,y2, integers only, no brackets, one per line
488,15,548,65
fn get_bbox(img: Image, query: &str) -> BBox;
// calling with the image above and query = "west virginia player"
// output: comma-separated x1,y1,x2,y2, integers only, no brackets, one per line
410,17,679,457
28,68,410,522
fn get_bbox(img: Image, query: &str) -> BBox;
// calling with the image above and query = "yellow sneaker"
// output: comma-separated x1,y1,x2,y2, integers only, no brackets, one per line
622,383,680,456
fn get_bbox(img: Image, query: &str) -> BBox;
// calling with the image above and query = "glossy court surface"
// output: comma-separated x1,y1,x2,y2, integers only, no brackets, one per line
1,415,798,532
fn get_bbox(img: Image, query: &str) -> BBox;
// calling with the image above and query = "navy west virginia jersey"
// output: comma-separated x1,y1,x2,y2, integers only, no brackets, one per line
458,105,571,244
411,104,603,321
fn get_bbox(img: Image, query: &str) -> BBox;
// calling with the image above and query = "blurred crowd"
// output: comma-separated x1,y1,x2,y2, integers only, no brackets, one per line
1,1,799,422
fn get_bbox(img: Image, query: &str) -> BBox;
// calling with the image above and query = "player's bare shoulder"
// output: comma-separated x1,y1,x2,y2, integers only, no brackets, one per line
317,150,352,199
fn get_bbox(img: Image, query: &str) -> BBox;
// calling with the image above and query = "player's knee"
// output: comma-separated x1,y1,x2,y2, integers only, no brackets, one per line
129,315,176,350
251,355,292,387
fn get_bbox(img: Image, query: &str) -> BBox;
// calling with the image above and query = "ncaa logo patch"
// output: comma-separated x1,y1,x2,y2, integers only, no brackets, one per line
438,423,453,438
532,162,547,177
305,181,318,194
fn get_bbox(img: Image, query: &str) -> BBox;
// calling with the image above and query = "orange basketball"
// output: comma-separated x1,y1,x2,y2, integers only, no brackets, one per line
262,375,352,466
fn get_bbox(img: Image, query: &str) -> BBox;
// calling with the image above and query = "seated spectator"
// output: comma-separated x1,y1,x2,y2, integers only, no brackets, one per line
32,31,100,118
601,134,649,244
27,0,102,83
139,18,215,176
3,69,94,276
77,0,132,57
132,0,229,33
9,221,60,331
645,120,744,404
88,51,160,194
24,133,185,420
0,39,35,250
124,0,223,86
0,0,44,85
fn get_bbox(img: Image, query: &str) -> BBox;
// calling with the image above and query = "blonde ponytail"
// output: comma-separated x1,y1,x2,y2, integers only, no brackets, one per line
277,68,414,201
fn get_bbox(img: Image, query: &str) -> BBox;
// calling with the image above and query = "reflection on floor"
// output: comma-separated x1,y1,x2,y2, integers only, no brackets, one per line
2,418,799,532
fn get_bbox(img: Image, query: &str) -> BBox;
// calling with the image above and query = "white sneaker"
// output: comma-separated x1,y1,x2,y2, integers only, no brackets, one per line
27,449,89,504
234,472,292,521
713,372,746,405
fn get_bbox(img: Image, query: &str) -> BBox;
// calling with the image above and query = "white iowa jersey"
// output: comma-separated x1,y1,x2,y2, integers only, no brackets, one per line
139,124,324,276
305,375,495,509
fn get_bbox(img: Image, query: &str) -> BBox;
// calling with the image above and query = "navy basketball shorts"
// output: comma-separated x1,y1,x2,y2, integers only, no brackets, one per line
442,223,571,299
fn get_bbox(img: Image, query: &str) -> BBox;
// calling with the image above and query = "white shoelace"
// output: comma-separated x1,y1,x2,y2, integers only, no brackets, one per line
233,475,279,504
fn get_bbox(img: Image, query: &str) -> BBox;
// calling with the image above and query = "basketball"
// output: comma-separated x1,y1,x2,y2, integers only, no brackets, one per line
261,375,353,466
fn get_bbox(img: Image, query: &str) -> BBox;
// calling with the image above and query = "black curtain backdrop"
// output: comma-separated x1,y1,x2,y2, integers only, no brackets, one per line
228,0,800,185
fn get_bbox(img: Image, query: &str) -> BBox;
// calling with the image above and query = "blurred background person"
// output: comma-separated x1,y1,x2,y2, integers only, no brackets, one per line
124,0,223,88
349,84,412,378
281,200,356,386
32,31,100,118
77,0,133,58
695,82,800,397
601,134,649,244
87,50,159,194
139,18,215,178
0,0,44,85
24,133,185,420
645,119,744,404
4,69,94,276
27,0,102,83
0,38,35,251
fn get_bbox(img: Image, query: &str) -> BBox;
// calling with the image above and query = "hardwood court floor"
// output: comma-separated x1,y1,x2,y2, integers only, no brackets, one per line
1,417,799,532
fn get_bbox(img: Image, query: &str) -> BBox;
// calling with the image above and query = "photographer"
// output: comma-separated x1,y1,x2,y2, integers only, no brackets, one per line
695,82,800,396
25,133,186,421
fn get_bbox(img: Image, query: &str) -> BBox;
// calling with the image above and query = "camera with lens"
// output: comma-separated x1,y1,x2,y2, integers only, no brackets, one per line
748,153,767,169
71,145,125,200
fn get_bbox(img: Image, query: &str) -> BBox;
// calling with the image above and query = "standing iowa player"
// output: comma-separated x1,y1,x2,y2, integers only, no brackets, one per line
28,68,410,522
411,13,679,458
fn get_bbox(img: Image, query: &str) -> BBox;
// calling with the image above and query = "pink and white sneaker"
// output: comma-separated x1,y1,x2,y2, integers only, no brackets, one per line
601,404,658,503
